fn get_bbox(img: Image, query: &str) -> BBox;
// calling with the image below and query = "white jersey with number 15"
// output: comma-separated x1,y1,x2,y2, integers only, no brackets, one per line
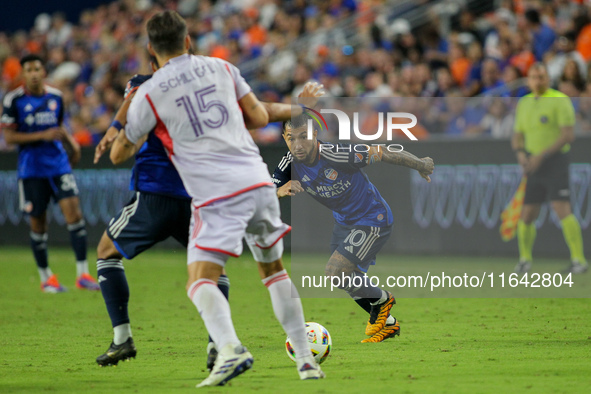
125,54,272,207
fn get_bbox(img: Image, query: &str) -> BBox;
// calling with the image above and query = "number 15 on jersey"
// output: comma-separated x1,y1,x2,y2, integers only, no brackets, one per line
176,84,229,137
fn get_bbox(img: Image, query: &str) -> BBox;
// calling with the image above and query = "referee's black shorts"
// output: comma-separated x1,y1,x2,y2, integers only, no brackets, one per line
524,152,571,205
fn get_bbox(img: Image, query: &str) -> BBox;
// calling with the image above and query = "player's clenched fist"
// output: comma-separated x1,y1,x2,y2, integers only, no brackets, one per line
419,157,434,183
277,180,304,198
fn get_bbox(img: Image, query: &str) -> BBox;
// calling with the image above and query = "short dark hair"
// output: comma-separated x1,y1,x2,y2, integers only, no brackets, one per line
562,31,577,42
282,113,316,134
524,9,540,25
146,11,188,56
20,54,44,67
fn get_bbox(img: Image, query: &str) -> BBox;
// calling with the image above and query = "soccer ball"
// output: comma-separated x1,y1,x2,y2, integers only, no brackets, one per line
285,322,332,364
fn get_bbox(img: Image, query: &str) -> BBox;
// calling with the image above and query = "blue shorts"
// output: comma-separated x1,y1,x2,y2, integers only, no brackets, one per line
19,174,79,217
107,192,191,259
330,222,393,272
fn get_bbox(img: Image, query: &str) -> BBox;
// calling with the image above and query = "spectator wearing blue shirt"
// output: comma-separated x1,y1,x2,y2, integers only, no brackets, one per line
480,58,510,96
525,9,556,61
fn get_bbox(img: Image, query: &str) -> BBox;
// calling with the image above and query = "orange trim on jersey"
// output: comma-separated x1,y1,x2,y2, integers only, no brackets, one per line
193,182,274,209
224,63,245,123
255,226,292,249
194,244,241,258
224,64,236,91
124,86,139,100
146,94,174,159
191,208,203,240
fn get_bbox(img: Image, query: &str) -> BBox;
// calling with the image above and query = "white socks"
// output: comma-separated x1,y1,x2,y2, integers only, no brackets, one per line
38,267,53,283
76,260,89,277
188,279,240,351
370,290,388,306
262,270,311,360
113,323,132,345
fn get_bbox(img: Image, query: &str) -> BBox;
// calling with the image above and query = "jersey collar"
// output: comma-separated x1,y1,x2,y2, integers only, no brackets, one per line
163,53,190,68
23,84,46,97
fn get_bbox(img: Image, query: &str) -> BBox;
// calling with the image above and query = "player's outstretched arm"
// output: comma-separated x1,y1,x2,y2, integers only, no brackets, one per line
261,82,324,123
239,92,269,129
380,149,434,182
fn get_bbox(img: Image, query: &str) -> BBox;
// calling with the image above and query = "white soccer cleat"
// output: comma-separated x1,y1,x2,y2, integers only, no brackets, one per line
196,344,253,388
297,355,325,380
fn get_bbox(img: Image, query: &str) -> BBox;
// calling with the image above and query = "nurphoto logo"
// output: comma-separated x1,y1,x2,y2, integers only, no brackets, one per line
303,107,418,153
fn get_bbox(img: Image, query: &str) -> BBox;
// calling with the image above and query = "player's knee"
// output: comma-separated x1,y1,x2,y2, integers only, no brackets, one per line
97,232,120,260
520,207,538,224
551,201,572,219
258,259,284,279
65,210,83,224
29,216,47,234
325,260,353,278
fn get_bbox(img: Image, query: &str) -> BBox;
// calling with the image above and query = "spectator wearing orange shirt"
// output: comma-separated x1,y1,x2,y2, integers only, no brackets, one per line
449,43,471,86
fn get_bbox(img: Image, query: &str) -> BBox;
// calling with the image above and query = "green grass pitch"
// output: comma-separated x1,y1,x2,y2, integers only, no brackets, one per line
1,247,590,393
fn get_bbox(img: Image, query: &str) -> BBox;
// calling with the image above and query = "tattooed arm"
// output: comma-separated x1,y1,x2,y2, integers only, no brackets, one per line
109,129,147,165
376,148,434,183
261,82,325,123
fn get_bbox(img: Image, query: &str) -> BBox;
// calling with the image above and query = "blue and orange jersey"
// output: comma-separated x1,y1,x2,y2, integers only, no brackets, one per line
1,85,71,178
125,75,190,199
272,142,393,227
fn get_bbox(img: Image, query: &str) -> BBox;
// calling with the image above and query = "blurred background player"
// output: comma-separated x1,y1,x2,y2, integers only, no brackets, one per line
512,63,587,274
1,54,98,292
274,114,433,342
111,11,323,386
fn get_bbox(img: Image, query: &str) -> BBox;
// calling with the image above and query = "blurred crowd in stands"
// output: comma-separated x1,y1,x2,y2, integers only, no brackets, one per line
2,0,591,149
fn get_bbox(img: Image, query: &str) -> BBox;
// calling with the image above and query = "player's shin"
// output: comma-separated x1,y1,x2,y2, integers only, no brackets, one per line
96,259,131,344
30,231,50,282
187,278,241,350
340,271,385,302
207,275,231,343
517,220,536,262
262,269,312,361
68,219,88,275
561,214,586,263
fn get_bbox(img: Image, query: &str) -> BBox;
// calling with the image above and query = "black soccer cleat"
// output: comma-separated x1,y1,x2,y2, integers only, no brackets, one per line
206,343,218,371
96,337,137,366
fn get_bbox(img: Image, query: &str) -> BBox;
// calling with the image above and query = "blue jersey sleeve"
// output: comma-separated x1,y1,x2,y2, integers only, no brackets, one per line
125,74,152,99
57,96,64,124
272,151,292,187
1,93,18,129
319,142,370,170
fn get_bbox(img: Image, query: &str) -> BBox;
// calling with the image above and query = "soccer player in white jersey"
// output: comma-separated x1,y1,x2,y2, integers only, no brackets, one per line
110,11,324,387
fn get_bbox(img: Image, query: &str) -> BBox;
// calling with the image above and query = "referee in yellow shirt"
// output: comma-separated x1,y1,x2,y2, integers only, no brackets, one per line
512,63,587,274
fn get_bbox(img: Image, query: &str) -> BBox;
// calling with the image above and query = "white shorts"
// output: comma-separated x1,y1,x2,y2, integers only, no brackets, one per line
187,185,291,266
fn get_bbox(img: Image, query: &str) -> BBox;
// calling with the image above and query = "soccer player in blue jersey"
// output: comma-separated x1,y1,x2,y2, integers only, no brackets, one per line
92,58,324,367
92,64,232,368
273,113,434,342
1,55,99,293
